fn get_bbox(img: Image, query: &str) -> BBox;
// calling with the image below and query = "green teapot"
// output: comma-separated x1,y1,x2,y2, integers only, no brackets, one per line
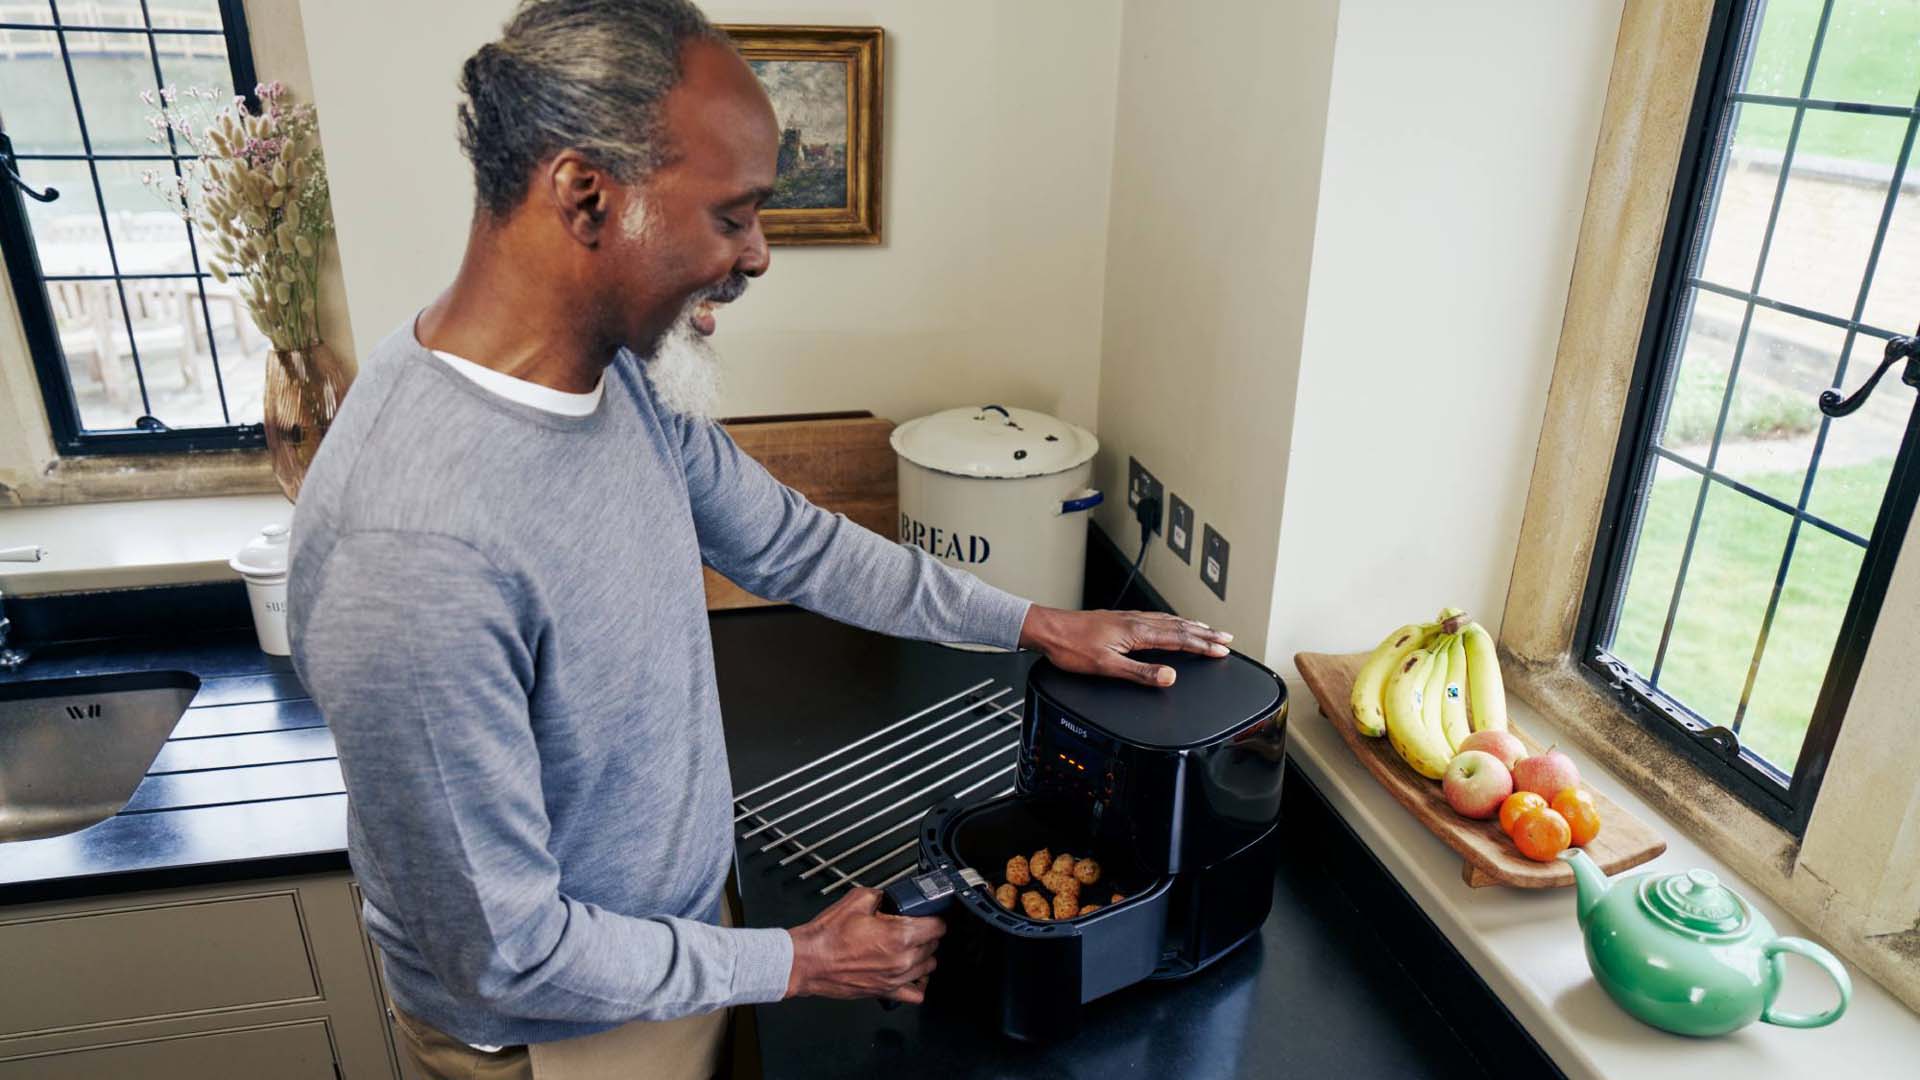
1562,848,1850,1037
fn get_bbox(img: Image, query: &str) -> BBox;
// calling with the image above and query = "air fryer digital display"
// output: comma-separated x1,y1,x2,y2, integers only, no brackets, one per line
1023,699,1122,805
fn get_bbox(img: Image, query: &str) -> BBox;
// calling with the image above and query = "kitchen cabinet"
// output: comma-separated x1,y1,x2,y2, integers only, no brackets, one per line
0,873,406,1079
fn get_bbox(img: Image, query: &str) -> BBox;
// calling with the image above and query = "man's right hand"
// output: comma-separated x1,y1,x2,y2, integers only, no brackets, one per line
784,887,945,1004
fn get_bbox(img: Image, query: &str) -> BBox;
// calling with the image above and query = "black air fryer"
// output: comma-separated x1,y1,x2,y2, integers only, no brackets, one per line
882,648,1288,1040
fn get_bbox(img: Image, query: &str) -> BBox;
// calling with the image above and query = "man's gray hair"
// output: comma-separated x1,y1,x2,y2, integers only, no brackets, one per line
457,0,725,217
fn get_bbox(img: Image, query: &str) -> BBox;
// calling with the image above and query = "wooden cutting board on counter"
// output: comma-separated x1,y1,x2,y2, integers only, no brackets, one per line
1295,650,1665,889
703,412,898,610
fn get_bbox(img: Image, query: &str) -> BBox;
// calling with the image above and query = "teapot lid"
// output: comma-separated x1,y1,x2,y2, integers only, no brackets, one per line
1640,868,1749,937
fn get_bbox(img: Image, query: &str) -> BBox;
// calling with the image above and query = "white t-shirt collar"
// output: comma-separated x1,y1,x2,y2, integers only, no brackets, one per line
433,350,604,417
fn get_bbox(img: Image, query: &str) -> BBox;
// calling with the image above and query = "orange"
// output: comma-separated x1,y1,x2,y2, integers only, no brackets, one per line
1512,807,1572,863
1499,791,1548,836
1551,788,1601,847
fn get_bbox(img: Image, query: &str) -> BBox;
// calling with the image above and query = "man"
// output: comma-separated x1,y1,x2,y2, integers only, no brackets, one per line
288,2,1231,1077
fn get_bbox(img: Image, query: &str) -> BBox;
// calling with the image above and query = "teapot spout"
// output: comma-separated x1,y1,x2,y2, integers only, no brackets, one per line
1561,848,1608,926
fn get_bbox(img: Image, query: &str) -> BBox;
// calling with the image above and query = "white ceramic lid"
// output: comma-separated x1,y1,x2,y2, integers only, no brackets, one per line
891,405,1098,479
230,523,291,580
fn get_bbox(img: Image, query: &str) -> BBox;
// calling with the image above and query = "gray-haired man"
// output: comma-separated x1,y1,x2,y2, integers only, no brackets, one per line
288,2,1231,1077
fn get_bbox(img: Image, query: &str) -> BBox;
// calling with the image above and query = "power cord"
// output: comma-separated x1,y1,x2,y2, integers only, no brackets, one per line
1111,493,1162,609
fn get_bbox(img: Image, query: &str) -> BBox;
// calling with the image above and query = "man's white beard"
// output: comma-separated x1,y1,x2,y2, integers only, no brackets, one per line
644,306,723,422
625,193,724,421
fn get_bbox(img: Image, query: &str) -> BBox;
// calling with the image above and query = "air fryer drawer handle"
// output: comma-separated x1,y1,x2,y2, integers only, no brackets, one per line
880,867,973,918
875,868,980,1011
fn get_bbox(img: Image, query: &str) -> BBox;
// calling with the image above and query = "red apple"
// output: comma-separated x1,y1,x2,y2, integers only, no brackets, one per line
1512,748,1581,799
1457,730,1527,772
1442,751,1514,820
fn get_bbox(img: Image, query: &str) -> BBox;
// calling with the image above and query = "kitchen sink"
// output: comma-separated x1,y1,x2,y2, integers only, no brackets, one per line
0,671,201,843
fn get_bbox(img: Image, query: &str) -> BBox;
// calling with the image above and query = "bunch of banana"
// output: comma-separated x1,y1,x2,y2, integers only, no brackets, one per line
1348,609,1508,780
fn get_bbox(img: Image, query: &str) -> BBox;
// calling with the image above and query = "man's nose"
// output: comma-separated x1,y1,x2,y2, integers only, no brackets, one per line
736,224,770,278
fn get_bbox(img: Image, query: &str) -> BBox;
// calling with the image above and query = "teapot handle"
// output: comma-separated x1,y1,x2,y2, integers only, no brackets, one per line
1760,937,1852,1029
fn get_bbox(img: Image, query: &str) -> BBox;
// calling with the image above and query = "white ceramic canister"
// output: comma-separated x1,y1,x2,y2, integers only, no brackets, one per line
230,524,292,656
891,405,1102,644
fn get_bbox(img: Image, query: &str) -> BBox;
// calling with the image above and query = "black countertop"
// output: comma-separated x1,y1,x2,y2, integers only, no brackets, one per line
0,630,347,902
0,610,1522,1078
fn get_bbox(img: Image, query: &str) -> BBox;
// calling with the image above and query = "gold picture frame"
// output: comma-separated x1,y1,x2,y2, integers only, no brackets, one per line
721,25,883,245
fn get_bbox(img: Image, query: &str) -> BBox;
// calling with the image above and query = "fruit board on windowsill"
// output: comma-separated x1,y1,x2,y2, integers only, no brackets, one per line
1295,649,1666,889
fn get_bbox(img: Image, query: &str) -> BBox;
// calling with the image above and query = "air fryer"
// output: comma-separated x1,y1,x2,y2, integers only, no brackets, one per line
882,648,1288,1041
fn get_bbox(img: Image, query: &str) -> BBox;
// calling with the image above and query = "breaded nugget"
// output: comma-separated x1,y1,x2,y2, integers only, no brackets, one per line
1020,890,1050,920
1051,853,1077,877
995,883,1017,910
1052,892,1079,920
1040,870,1080,899
1109,892,1125,905
1072,858,1101,886
1005,855,1031,886
1078,903,1100,915
1029,848,1052,878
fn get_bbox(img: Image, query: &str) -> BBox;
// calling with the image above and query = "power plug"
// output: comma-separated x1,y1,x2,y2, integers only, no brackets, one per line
1134,490,1163,539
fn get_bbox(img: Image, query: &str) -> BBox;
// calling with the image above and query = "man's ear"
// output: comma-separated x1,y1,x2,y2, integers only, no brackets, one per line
544,150,610,248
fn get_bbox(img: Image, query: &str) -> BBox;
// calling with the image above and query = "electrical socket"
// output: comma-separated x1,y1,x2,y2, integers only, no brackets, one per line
1167,494,1194,563
1201,524,1230,600
1126,457,1164,535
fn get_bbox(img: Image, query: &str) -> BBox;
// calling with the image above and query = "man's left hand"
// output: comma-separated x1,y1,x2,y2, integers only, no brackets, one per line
1018,607,1232,687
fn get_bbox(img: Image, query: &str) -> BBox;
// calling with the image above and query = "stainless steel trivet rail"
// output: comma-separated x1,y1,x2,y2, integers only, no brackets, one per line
734,679,1021,897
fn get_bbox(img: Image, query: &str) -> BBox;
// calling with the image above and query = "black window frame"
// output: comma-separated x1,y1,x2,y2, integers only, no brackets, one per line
1579,0,1920,835
0,0,265,455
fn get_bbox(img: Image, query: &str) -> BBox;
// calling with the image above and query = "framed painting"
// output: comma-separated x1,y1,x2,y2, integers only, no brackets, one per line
721,25,883,245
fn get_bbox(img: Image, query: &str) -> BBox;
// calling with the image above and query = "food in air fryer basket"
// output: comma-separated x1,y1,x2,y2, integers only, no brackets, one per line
1040,869,1080,899
986,844,1118,922
1029,849,1053,879
1005,856,1032,887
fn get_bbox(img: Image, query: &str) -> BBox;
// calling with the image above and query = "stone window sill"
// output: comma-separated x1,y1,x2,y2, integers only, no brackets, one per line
1285,672,1920,1078
0,493,290,597
1499,652,1920,1018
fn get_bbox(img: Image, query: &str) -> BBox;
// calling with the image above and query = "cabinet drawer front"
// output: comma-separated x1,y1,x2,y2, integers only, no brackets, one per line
0,891,319,1039
0,1019,336,1080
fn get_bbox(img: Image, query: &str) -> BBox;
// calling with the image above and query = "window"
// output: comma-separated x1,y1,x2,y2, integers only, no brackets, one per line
0,0,262,454
1582,0,1920,833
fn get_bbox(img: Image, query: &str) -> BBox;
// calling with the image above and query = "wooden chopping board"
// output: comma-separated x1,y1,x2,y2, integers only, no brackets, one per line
703,412,898,610
1294,650,1665,889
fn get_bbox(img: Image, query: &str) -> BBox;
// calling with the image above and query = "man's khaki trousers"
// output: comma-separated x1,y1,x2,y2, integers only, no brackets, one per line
391,999,729,1080
386,901,740,1080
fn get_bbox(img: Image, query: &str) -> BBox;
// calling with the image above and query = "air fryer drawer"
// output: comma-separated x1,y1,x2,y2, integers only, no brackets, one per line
918,794,1176,1040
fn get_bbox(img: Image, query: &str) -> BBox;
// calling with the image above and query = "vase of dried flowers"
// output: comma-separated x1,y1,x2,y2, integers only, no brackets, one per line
143,81,346,503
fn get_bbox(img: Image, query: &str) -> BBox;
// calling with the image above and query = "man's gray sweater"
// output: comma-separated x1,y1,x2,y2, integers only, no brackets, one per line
288,325,1030,1047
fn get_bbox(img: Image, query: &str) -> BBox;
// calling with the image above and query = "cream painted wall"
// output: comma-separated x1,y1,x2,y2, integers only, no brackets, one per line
293,0,1121,430
1090,0,1340,652
1091,0,1620,666
1261,0,1624,672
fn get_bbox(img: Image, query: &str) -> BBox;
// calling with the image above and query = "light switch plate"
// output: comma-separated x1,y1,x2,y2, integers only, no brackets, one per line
1200,524,1229,600
1127,457,1164,535
1167,494,1194,563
